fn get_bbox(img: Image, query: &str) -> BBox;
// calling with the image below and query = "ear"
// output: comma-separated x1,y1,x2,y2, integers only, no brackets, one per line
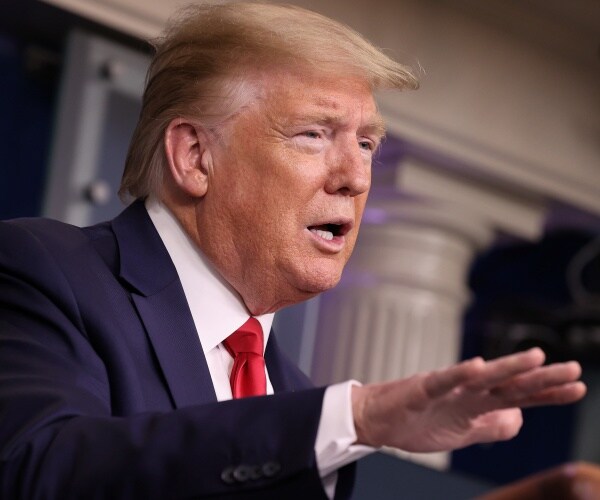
164,118,212,198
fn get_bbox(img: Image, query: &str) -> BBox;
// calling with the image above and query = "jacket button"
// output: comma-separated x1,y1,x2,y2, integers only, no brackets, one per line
249,464,262,480
262,461,281,478
233,464,252,482
220,466,236,485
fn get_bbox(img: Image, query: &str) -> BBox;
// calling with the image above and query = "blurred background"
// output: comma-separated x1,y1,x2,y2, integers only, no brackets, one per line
1,0,599,497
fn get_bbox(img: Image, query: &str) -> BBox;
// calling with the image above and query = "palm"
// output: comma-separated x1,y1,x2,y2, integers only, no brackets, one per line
394,378,522,452
354,348,585,451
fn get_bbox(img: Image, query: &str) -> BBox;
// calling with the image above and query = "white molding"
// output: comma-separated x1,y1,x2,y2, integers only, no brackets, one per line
379,98,600,218
395,158,548,240
365,198,494,250
40,0,179,39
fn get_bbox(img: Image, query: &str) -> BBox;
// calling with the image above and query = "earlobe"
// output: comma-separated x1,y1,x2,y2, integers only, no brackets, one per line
164,118,210,198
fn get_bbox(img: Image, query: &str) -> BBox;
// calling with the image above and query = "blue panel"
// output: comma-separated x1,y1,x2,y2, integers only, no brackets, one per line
354,452,493,499
0,35,56,219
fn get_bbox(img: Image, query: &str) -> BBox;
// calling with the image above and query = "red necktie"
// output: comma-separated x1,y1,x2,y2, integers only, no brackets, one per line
222,317,266,398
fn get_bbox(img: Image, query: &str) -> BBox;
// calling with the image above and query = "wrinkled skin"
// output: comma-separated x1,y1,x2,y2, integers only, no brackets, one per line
164,70,382,315
352,348,586,450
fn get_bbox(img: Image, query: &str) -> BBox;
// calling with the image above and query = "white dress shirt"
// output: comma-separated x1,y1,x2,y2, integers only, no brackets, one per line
146,198,372,498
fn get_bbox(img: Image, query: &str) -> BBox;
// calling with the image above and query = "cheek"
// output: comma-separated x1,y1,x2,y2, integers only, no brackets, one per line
354,194,369,222
347,195,369,251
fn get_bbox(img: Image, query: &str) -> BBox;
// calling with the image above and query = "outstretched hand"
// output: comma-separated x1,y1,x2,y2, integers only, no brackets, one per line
351,348,586,451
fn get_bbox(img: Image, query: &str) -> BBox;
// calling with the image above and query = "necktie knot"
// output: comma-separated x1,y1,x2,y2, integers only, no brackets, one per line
223,317,266,398
223,317,263,357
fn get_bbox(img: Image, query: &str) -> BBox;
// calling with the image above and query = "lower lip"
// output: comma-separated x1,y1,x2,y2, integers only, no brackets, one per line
306,228,346,253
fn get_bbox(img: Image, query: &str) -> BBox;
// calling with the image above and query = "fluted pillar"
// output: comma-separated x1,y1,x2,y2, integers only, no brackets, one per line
310,199,494,467
313,202,491,382
308,155,548,468
312,198,493,383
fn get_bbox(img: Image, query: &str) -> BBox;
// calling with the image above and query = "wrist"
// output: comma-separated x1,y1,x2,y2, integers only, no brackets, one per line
351,384,378,447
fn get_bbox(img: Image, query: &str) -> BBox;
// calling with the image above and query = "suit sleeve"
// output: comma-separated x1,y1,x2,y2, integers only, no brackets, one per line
0,221,333,500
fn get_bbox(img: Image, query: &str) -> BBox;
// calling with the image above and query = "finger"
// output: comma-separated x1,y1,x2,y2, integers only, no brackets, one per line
491,361,582,400
464,348,545,391
516,381,587,408
424,357,486,398
465,408,524,445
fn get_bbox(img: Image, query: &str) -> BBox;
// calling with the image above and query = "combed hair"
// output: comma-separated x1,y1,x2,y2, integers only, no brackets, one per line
119,2,419,200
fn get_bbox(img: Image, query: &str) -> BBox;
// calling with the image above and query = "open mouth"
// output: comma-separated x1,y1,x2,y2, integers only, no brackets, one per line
308,222,352,241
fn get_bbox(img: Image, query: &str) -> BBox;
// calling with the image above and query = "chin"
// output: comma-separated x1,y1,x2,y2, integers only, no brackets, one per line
294,266,343,295
280,254,347,300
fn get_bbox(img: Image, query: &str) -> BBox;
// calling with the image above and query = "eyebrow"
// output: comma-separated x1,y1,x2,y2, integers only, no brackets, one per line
286,111,387,142
364,115,387,142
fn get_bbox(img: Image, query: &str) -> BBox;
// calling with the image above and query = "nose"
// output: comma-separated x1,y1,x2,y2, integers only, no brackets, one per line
324,139,371,197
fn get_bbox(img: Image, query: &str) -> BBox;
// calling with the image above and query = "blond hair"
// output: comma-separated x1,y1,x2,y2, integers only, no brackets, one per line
119,2,419,200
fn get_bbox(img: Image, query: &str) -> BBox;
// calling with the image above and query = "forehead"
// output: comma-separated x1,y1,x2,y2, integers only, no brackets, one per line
258,70,384,135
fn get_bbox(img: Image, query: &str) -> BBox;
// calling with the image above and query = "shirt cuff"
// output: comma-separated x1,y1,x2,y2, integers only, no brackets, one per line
315,380,376,497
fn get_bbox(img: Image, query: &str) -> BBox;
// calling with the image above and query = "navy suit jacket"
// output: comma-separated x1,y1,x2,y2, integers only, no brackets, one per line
0,201,355,499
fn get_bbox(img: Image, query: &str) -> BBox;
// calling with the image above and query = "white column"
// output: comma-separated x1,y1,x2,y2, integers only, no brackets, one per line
312,200,493,384
309,158,548,469
311,199,494,468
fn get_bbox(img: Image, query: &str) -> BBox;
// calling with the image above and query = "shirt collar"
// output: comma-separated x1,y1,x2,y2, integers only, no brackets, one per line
145,197,274,353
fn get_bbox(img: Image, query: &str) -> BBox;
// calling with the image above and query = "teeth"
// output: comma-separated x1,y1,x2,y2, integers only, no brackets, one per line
311,229,334,241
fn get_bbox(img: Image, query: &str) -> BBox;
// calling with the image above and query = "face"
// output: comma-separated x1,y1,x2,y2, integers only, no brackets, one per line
196,70,384,314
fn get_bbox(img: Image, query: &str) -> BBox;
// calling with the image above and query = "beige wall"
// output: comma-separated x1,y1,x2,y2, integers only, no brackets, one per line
291,0,600,215
42,0,600,214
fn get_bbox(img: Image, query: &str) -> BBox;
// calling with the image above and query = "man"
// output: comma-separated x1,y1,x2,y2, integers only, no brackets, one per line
0,3,585,499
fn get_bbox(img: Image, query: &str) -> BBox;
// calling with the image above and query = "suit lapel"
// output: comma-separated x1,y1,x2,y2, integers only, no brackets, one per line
112,201,217,407
265,334,287,393
266,332,314,393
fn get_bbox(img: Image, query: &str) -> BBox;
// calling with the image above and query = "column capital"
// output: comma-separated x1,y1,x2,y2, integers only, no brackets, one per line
393,157,548,241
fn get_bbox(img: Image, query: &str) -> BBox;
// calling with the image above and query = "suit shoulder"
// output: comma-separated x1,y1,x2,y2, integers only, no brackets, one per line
0,217,116,279
1,218,82,261
1,217,112,254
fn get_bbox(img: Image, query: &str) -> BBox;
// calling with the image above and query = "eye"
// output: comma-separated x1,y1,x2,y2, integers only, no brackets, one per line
358,139,374,151
301,131,322,139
